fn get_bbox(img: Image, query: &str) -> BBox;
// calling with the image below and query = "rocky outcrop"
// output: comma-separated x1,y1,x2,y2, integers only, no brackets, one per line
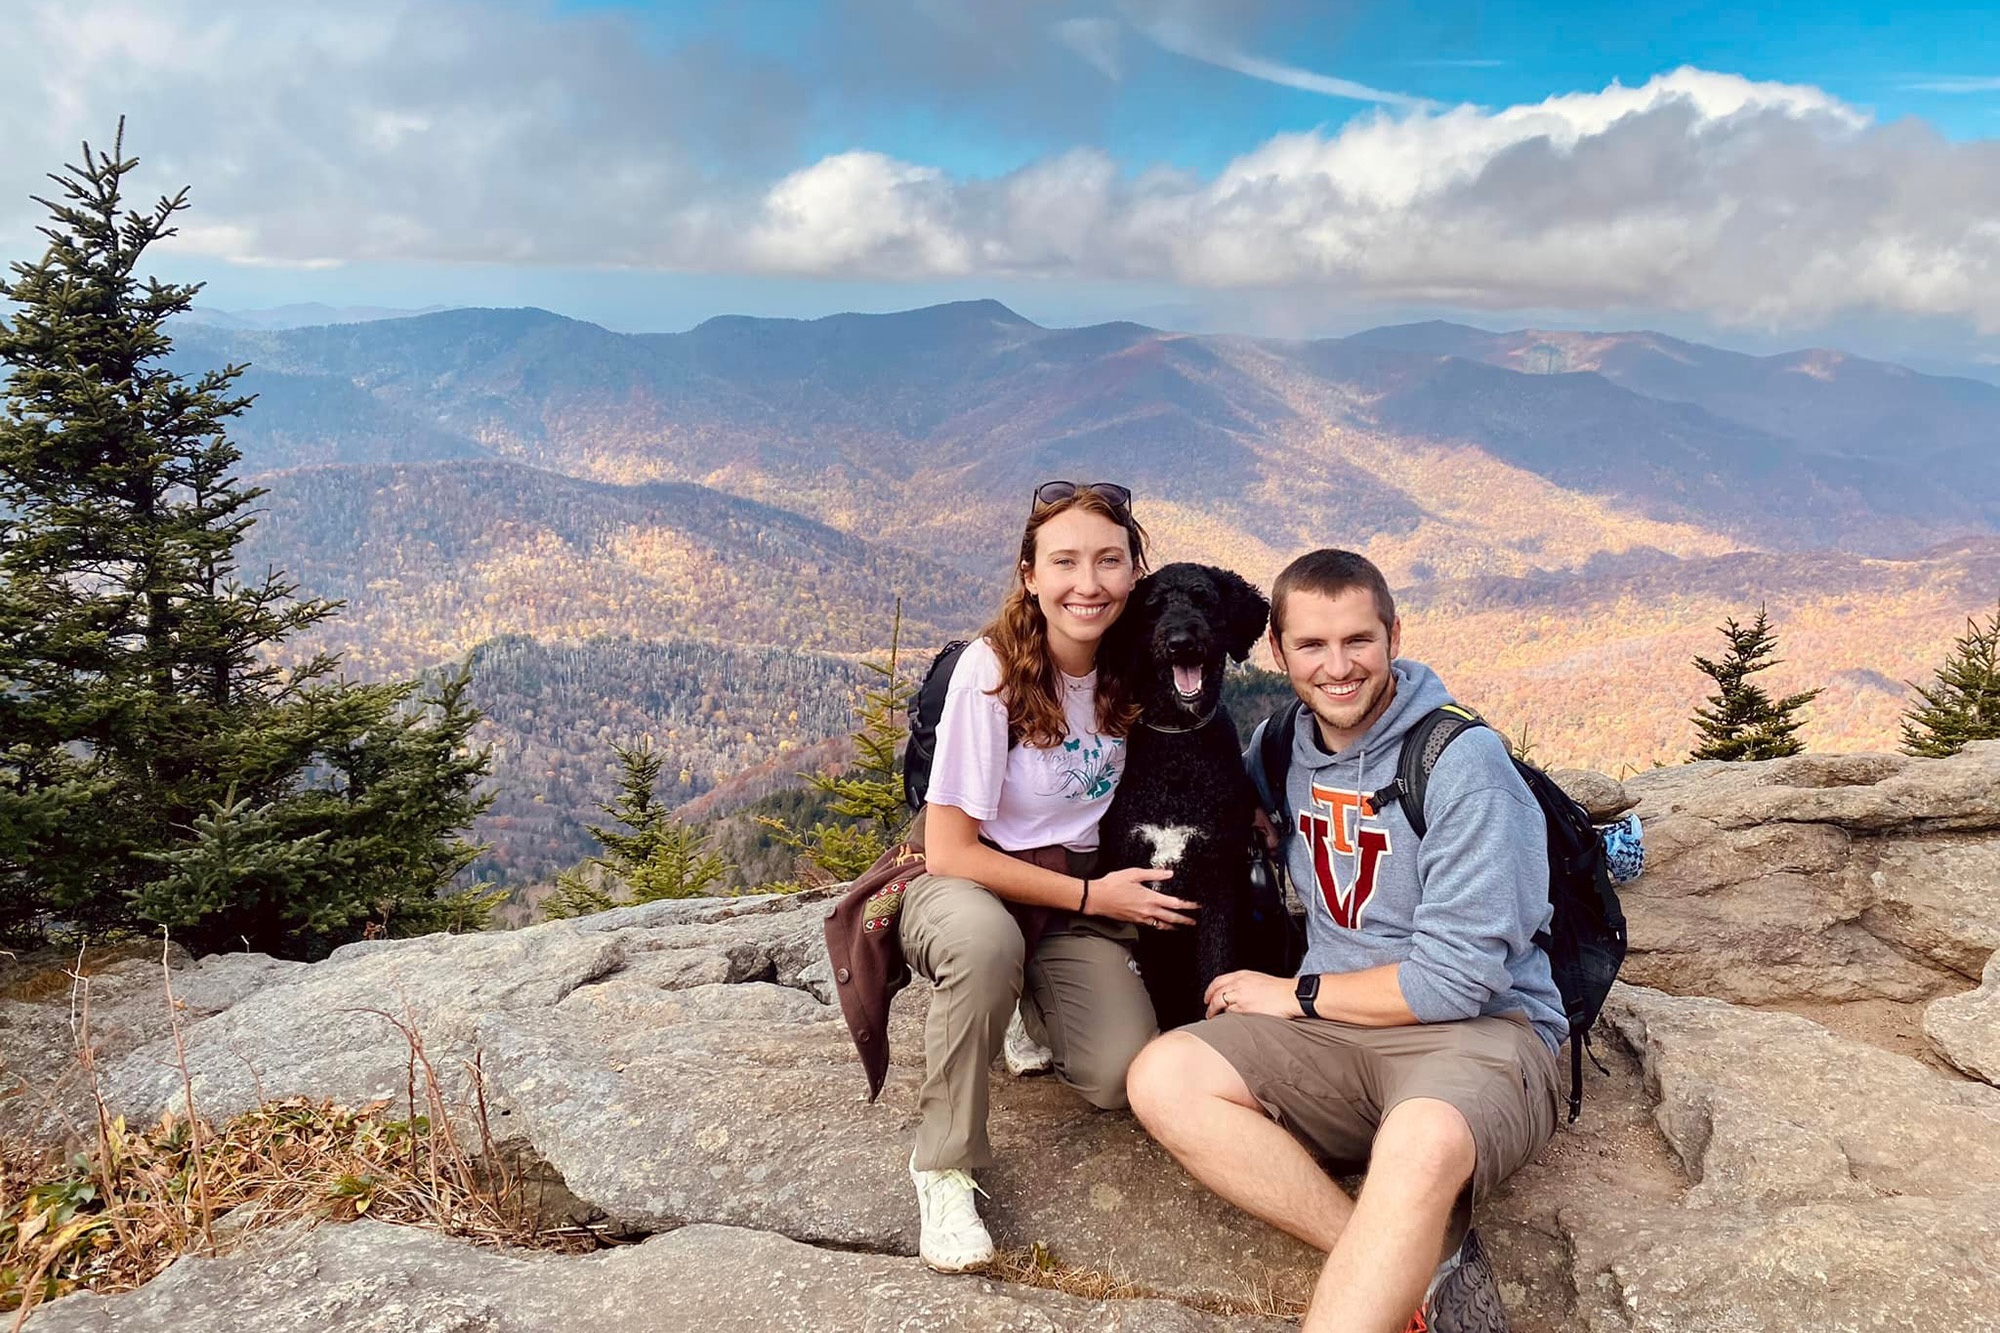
13,744,2000,1331
1617,742,2000,1005
24,1219,1285,1332
1573,986,2000,1332
11,892,1323,1312
1926,950,2000,1085
1550,768,1638,821
0,947,305,1138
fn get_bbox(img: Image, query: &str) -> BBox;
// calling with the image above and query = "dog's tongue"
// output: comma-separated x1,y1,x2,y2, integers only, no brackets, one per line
1173,664,1204,698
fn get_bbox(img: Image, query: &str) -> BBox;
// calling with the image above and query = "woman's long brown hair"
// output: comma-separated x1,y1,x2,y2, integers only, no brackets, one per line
980,489,1151,748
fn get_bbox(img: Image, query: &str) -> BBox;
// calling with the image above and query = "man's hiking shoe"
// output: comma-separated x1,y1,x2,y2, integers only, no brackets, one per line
1003,1004,1054,1076
909,1152,996,1273
1409,1229,1509,1333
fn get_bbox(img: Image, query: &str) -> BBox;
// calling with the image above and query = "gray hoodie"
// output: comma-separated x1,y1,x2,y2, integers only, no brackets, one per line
1286,659,1568,1053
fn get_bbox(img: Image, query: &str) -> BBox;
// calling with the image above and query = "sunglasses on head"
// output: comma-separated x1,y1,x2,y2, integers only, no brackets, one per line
1032,480,1133,513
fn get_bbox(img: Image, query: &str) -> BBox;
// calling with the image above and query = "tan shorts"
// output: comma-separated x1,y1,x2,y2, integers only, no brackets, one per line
1188,1011,1562,1221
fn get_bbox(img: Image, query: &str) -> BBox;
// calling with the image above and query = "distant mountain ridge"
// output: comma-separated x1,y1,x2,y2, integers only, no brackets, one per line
170,300,2000,888
240,458,997,677
178,303,455,330
1348,320,2000,461
181,302,2000,570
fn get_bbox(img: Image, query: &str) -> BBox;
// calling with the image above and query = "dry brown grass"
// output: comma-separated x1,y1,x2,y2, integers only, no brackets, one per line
990,1241,1309,1321
0,946,616,1326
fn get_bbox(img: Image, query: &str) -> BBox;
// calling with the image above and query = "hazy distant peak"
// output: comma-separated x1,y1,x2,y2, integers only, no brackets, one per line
406,306,584,331
869,298,1037,327
178,302,454,330
689,298,1038,337
1339,320,1505,357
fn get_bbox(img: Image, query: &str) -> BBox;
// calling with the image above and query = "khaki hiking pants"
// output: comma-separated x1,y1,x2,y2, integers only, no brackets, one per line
900,870,1158,1171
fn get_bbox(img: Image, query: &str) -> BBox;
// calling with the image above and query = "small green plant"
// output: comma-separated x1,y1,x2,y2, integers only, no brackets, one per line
542,739,730,919
1505,721,1539,767
1689,604,1822,761
1901,602,2000,758
539,865,616,920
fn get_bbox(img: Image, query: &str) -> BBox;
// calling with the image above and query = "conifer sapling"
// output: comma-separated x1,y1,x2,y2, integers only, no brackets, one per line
1901,602,2000,758
1689,604,1823,762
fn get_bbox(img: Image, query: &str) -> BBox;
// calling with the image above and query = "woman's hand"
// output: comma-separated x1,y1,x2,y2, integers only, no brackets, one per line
1086,866,1199,929
1204,970,1300,1020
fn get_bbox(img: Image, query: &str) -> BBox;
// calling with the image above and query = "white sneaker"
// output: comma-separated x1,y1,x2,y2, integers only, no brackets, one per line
1003,1004,1053,1077
909,1152,996,1273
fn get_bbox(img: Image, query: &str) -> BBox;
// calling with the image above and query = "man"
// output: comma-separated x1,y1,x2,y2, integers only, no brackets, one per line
1125,549,1566,1333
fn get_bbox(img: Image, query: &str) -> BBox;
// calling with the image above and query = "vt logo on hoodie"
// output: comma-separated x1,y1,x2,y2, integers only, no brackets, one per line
1298,781,1394,930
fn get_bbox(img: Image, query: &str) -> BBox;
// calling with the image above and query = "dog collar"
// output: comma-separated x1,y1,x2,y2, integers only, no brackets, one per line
1141,702,1222,734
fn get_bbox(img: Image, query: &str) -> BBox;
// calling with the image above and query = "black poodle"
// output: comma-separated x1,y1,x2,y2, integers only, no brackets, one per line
1098,562,1286,1029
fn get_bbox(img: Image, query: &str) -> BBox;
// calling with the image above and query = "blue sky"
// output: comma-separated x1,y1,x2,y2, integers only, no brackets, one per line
2,0,1997,367
628,0,2000,171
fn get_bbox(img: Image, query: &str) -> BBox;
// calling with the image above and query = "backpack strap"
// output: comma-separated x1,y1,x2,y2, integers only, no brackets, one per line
1370,703,1484,835
1244,700,1303,832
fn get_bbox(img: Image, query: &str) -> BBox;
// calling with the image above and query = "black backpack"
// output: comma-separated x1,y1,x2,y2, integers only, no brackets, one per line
1247,700,1628,1122
903,641,1019,812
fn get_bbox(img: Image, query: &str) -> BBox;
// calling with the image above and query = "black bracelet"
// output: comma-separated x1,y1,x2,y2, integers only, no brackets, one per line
1079,878,1091,914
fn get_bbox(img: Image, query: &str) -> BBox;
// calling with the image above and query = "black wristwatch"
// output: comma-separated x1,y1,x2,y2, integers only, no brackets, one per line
1295,973,1321,1020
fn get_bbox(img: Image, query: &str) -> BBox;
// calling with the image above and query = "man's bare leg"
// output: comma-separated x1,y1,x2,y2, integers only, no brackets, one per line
1304,1097,1473,1333
1130,1035,1473,1333
1126,1031,1354,1253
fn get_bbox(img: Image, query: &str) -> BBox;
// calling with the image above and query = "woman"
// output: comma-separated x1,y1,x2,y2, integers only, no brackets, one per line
901,479,1199,1272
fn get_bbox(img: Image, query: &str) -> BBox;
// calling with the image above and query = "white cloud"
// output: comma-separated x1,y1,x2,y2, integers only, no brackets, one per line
4,2,1999,332
746,153,971,276
723,67,2000,331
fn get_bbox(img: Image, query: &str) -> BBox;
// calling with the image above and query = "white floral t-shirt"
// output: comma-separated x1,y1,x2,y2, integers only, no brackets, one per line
925,638,1125,852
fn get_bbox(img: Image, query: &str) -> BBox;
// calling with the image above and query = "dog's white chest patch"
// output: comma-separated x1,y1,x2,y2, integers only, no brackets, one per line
1136,824,1199,869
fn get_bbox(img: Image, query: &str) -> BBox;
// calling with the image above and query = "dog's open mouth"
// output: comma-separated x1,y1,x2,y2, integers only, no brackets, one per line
1171,664,1205,701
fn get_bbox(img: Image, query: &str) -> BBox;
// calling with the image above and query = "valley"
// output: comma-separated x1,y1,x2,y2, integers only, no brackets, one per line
181,301,2000,890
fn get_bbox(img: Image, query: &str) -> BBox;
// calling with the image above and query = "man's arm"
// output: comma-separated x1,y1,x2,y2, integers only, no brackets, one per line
1204,963,1418,1024
1395,729,1550,1023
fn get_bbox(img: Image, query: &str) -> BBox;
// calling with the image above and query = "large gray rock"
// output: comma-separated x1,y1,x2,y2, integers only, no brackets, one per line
1550,768,1637,821
1565,985,2000,1332
1619,743,2000,1004
474,975,1321,1303
1926,951,2000,1086
1,948,304,1143
19,893,1321,1309
19,733,2000,1332
63,895,826,1135
23,1218,1286,1332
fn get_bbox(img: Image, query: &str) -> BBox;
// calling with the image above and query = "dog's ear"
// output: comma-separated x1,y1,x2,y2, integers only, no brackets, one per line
1214,567,1270,662
1101,571,1152,670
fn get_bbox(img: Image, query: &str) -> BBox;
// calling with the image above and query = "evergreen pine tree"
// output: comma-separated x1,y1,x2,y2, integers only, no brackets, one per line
1901,602,2000,758
760,603,913,884
583,739,729,902
540,864,617,921
0,126,494,954
1689,604,1823,761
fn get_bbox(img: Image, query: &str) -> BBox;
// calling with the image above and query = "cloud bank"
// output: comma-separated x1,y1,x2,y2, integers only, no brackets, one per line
5,1,1999,330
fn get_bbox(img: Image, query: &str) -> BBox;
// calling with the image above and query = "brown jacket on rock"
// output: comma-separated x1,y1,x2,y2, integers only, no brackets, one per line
822,821,1067,1102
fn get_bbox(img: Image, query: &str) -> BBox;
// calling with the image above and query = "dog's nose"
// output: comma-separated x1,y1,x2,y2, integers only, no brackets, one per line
1164,629,1199,655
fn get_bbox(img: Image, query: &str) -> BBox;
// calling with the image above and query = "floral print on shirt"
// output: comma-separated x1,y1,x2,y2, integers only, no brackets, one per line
1035,734,1124,802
